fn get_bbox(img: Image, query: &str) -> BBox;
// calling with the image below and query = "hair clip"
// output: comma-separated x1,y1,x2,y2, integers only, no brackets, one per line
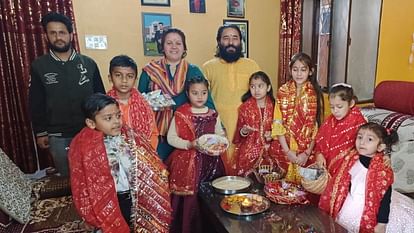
385,128,392,136
332,83,352,88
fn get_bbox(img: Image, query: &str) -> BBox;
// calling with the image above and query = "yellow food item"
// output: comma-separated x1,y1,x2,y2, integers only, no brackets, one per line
241,198,253,207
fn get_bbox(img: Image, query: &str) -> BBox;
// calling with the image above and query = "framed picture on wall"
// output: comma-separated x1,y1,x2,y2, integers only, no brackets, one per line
227,0,245,18
141,0,170,7
223,19,248,57
142,13,172,56
189,0,206,13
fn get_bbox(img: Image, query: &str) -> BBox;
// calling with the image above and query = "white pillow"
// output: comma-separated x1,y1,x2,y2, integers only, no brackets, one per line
0,148,32,223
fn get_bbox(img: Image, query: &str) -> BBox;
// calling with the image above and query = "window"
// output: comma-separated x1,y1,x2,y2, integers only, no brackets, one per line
304,0,383,101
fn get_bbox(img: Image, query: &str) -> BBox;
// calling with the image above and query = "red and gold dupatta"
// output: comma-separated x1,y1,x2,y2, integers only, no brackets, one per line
107,88,157,141
314,107,367,176
319,149,393,232
233,96,277,176
166,103,198,195
142,58,188,136
277,80,318,152
69,127,172,233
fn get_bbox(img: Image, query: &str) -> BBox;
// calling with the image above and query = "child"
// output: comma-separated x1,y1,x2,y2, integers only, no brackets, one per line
68,93,171,233
319,122,414,233
166,76,225,233
233,71,279,177
314,83,367,177
107,55,159,150
271,52,324,184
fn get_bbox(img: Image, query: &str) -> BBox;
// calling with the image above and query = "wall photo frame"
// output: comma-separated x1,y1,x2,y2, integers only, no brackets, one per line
189,0,206,13
223,19,248,58
227,0,245,18
142,13,172,56
141,0,170,7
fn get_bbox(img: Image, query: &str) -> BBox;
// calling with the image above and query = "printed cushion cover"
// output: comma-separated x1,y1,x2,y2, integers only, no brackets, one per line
0,148,32,223
361,107,414,142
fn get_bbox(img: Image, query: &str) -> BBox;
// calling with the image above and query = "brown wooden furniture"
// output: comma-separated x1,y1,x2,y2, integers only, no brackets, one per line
199,182,347,233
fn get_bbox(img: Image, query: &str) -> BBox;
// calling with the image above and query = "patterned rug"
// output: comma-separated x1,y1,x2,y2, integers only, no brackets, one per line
2,196,90,233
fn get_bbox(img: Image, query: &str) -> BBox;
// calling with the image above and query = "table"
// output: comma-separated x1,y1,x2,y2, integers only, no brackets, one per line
199,182,347,233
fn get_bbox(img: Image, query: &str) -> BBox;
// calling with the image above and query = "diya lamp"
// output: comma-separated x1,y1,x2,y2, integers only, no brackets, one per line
240,197,253,212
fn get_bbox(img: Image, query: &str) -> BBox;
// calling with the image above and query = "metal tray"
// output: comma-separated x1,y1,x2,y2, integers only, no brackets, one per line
220,193,270,216
211,176,252,194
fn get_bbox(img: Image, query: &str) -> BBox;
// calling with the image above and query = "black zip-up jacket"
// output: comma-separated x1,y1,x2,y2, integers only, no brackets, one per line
29,50,105,138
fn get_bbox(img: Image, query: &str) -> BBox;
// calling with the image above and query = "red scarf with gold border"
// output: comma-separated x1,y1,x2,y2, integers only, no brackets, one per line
319,149,393,232
69,127,171,233
277,80,317,151
107,88,156,140
314,107,367,176
233,96,278,176
166,103,198,195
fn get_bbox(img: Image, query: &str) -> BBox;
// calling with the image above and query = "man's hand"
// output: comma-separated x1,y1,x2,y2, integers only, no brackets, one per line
36,136,49,149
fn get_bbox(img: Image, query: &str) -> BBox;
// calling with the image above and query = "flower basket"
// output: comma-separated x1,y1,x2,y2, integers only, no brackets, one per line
300,163,329,194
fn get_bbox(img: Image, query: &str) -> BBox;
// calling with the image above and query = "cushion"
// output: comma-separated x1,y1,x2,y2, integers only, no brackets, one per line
32,176,71,200
0,148,32,224
360,107,414,142
374,81,414,115
391,141,414,193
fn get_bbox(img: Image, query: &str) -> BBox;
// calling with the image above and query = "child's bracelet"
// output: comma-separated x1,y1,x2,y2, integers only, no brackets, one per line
240,128,248,137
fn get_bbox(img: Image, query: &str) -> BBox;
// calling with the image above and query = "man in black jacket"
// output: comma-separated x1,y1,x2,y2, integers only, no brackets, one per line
29,12,105,177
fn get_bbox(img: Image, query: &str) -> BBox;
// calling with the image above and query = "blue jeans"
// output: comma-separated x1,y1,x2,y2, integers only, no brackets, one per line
48,136,72,177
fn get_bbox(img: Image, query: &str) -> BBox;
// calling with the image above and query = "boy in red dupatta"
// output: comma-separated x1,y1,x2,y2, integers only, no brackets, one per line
107,55,159,149
69,93,171,233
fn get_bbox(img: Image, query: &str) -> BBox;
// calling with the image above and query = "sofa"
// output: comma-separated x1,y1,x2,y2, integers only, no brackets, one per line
360,81,414,193
0,148,90,233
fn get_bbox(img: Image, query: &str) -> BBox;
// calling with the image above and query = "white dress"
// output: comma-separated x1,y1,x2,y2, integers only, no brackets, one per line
336,160,414,233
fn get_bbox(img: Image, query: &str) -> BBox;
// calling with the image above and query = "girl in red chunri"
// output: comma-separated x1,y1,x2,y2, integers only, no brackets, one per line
166,76,225,233
233,71,279,177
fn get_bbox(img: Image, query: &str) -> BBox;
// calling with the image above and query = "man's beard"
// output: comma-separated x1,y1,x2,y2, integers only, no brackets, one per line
48,40,71,53
218,44,243,63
